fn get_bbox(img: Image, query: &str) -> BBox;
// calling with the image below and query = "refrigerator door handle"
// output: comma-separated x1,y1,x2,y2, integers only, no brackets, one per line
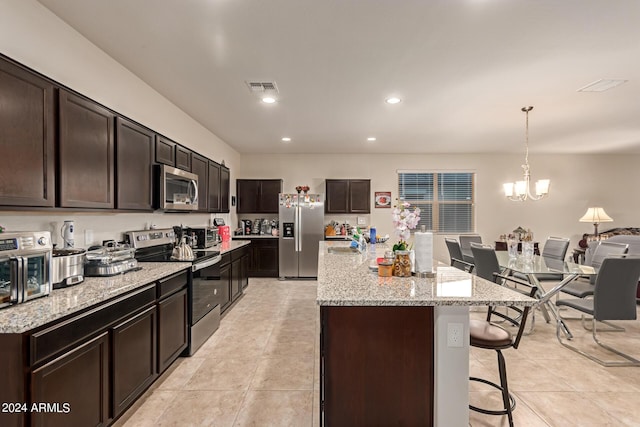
294,205,299,252
297,205,303,253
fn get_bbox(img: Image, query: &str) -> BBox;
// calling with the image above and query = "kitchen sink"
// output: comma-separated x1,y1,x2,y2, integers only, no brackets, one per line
327,246,361,254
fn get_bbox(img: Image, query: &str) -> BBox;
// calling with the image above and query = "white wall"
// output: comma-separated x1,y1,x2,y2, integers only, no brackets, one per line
0,0,240,241
238,153,640,262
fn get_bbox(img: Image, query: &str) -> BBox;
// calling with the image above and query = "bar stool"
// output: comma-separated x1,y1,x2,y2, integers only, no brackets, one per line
469,245,537,427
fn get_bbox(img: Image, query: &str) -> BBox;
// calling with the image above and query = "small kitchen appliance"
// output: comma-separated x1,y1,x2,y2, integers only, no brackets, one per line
51,248,85,288
240,219,252,235
84,243,138,277
0,231,52,309
189,227,219,249
61,220,74,248
125,228,222,356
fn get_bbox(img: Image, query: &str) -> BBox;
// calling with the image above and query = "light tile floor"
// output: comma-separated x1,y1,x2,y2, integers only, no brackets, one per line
115,278,640,427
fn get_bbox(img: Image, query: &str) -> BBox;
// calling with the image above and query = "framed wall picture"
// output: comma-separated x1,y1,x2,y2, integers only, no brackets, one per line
374,191,392,208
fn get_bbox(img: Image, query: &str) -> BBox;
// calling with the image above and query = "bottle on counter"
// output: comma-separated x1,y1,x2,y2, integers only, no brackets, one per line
369,226,376,244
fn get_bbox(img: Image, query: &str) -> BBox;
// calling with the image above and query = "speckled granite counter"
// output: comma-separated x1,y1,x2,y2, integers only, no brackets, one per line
0,262,189,334
316,241,536,307
218,239,251,253
232,235,278,239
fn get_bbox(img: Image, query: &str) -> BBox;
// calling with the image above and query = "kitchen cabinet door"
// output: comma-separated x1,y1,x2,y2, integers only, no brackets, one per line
220,166,230,213
157,288,188,373
259,180,283,213
219,261,232,313
112,306,157,417
248,239,279,277
59,90,115,209
155,136,175,166
115,117,154,210
325,180,349,213
231,258,242,301
0,59,56,207
175,145,192,171
191,154,209,212
237,180,260,213
349,179,371,213
31,333,110,427
208,161,221,212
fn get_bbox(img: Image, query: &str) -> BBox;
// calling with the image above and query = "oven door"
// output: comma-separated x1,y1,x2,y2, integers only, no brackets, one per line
0,255,19,308
190,255,223,324
20,251,51,303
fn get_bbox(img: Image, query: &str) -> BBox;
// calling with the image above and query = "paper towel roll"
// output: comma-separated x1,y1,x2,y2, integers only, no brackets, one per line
414,231,433,273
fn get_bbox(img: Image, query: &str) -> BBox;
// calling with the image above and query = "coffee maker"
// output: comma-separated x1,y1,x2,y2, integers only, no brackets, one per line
240,219,252,236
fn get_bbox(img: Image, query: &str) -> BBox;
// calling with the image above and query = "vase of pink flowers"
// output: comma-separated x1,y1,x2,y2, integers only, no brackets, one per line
391,200,421,276
391,200,421,251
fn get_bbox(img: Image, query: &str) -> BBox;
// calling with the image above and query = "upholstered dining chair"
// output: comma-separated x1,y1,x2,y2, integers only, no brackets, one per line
554,256,640,366
445,238,473,272
561,241,628,298
469,243,538,426
459,235,482,264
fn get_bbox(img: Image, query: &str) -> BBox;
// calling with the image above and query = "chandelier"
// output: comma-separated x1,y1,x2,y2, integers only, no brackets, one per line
503,106,550,201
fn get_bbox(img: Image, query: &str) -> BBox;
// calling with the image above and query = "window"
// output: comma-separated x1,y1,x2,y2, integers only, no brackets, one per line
397,171,475,233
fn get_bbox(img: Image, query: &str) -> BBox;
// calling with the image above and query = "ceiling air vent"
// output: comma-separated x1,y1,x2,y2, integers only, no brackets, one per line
246,81,279,93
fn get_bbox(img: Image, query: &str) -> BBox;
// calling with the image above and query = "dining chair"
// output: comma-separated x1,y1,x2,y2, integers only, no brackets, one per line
445,238,473,272
469,262,538,427
561,241,629,298
512,236,571,283
555,256,640,366
459,234,482,263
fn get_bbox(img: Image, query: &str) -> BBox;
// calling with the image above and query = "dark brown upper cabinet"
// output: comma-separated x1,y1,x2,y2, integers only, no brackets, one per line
115,117,154,210
175,146,192,171
208,161,221,213
0,59,56,207
325,179,371,214
237,179,282,214
220,166,230,213
191,153,209,212
58,90,115,209
155,135,175,166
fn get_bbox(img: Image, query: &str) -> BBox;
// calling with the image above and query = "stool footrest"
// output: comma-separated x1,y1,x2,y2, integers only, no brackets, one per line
469,376,516,416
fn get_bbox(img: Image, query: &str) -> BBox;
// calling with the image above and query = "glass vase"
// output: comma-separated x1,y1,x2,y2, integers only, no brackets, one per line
393,250,412,277
522,241,534,260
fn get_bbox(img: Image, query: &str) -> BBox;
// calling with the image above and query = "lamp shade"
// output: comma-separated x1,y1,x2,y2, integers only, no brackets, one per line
579,207,613,224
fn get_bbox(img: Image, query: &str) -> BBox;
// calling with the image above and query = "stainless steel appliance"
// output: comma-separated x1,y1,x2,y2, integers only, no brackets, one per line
0,231,52,309
157,165,199,211
240,219,252,235
189,227,219,249
125,228,222,356
84,244,139,276
51,248,85,288
279,193,324,279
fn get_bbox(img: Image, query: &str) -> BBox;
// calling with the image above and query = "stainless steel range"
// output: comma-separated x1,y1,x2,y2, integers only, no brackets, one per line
124,228,222,356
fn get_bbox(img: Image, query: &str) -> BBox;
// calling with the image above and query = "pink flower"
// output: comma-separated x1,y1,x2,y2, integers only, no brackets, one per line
392,200,421,246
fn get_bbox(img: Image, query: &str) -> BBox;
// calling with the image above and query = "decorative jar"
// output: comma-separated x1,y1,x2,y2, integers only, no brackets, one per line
393,250,412,277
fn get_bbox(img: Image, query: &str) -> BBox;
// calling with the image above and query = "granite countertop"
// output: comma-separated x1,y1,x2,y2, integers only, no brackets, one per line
316,241,537,307
232,235,278,239
219,240,251,253
0,263,190,334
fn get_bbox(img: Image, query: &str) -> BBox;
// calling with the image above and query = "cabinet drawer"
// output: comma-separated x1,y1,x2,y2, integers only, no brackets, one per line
157,271,188,299
30,285,156,366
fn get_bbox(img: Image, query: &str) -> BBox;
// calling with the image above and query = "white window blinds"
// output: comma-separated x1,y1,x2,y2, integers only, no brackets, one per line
398,172,475,233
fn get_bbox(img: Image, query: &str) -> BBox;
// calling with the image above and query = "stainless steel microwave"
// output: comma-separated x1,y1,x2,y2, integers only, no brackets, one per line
158,165,199,211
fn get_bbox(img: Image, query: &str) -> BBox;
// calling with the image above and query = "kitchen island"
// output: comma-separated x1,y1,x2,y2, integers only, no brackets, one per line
316,241,536,427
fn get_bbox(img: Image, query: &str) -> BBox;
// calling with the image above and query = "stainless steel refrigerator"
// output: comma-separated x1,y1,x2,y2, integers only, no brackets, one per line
279,193,324,279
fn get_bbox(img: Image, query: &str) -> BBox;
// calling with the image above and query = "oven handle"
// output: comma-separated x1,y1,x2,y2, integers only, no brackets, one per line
192,255,222,272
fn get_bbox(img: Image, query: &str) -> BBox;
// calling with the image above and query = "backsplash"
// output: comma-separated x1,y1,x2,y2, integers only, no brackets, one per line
0,211,230,248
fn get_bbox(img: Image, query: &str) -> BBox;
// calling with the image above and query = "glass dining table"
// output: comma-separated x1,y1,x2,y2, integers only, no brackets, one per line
495,252,596,338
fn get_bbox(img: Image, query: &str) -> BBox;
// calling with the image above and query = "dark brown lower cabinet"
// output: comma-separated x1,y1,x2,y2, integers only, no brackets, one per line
247,239,278,277
112,306,157,417
31,333,109,427
320,306,434,426
157,288,188,373
231,257,242,301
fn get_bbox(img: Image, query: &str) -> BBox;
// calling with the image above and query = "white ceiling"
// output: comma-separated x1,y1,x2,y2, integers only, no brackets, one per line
38,0,640,155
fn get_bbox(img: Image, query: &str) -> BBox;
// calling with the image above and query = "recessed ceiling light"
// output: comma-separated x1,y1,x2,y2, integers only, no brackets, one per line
577,79,628,92
262,96,277,104
385,97,401,104
367,137,377,142
281,137,292,143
